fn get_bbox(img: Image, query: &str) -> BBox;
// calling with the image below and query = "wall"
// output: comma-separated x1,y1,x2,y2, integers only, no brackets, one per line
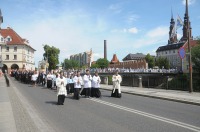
109,59,147,69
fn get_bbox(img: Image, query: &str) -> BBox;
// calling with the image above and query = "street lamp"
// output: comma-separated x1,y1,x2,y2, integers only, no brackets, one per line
0,9,3,70
42,44,48,73
186,0,193,92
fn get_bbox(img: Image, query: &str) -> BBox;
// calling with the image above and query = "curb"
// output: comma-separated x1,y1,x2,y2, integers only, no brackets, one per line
100,88,200,106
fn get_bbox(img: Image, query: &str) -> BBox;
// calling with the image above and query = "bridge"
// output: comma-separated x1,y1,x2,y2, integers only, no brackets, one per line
82,68,180,89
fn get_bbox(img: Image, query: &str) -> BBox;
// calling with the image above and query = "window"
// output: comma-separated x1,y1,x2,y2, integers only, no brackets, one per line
6,46,9,52
1,37,3,42
6,55,9,60
166,51,167,54
14,46,17,52
14,55,17,60
6,36,12,42
173,50,175,53
169,50,171,54
28,50,29,54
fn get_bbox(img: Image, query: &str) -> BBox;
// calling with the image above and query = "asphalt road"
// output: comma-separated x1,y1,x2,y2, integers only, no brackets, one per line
10,78,200,132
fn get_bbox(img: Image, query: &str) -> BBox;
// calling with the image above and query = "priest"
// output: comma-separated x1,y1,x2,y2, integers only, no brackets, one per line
111,70,122,98
56,73,67,105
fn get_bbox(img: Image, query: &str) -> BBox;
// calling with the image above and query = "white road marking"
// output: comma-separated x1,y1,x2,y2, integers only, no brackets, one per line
89,98,200,132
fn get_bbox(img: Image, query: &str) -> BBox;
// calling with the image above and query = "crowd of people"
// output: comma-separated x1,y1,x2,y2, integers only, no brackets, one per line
10,69,122,105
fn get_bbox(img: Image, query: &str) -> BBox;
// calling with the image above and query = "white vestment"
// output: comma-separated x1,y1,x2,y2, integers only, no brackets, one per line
92,75,101,88
56,77,67,96
112,74,122,93
74,76,83,88
83,74,92,88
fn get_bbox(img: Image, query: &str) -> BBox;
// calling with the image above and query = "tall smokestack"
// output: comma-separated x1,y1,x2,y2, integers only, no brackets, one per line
104,40,107,60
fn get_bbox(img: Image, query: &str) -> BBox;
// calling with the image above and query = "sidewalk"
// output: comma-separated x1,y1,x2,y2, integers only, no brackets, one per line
0,76,17,132
100,84,200,106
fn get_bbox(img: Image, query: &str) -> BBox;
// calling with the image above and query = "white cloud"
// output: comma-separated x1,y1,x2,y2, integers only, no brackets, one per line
108,3,122,14
182,0,196,5
111,27,138,34
128,27,138,34
146,26,168,38
126,14,139,24
93,53,103,61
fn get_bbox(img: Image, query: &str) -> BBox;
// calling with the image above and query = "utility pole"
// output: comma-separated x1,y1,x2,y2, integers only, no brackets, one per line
0,9,3,70
186,0,193,92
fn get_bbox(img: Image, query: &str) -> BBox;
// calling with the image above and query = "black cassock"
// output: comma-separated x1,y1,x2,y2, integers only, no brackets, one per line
57,95,65,105
91,88,101,98
111,89,121,98
47,80,52,88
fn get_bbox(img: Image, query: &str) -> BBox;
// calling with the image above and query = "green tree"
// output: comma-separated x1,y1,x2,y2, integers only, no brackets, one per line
90,63,99,69
145,53,155,68
96,58,109,69
191,36,200,73
43,44,60,70
62,59,79,70
155,57,170,69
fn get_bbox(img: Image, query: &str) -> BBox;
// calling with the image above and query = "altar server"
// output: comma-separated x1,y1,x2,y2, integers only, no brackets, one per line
82,69,92,98
31,71,38,87
91,71,101,98
47,72,53,89
73,71,82,100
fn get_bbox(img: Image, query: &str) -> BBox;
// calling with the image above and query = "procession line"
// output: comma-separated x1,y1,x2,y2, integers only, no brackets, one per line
88,98,200,132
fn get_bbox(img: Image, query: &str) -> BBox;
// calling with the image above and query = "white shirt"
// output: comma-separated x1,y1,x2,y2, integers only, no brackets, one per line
92,75,101,88
31,74,38,81
47,74,53,80
56,77,67,96
73,76,83,88
83,74,92,88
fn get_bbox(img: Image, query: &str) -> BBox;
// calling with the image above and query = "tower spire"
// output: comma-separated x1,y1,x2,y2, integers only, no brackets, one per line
0,9,3,29
168,7,177,44
181,0,192,41
171,6,173,19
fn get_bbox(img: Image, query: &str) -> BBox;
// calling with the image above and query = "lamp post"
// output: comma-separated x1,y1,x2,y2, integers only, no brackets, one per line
42,44,48,74
0,9,3,70
186,0,193,93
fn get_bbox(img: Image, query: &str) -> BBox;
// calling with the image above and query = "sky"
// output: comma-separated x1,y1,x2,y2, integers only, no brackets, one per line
0,0,200,67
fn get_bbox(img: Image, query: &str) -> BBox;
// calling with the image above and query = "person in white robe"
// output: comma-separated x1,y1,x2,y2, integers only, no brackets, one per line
65,74,70,94
52,72,57,89
81,69,92,98
91,71,101,98
47,72,53,89
73,71,83,100
111,70,122,98
31,71,38,87
56,73,67,105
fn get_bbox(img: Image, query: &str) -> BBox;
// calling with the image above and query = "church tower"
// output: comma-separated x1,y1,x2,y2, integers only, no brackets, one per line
181,0,192,41
168,9,177,44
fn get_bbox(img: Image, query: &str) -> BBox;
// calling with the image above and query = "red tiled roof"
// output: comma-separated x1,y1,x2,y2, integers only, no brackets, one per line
0,27,35,51
183,40,199,50
111,54,119,64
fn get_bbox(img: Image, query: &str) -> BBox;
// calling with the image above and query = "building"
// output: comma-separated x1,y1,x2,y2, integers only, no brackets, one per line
109,54,147,69
0,27,36,73
122,53,146,61
156,2,198,72
70,49,93,67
